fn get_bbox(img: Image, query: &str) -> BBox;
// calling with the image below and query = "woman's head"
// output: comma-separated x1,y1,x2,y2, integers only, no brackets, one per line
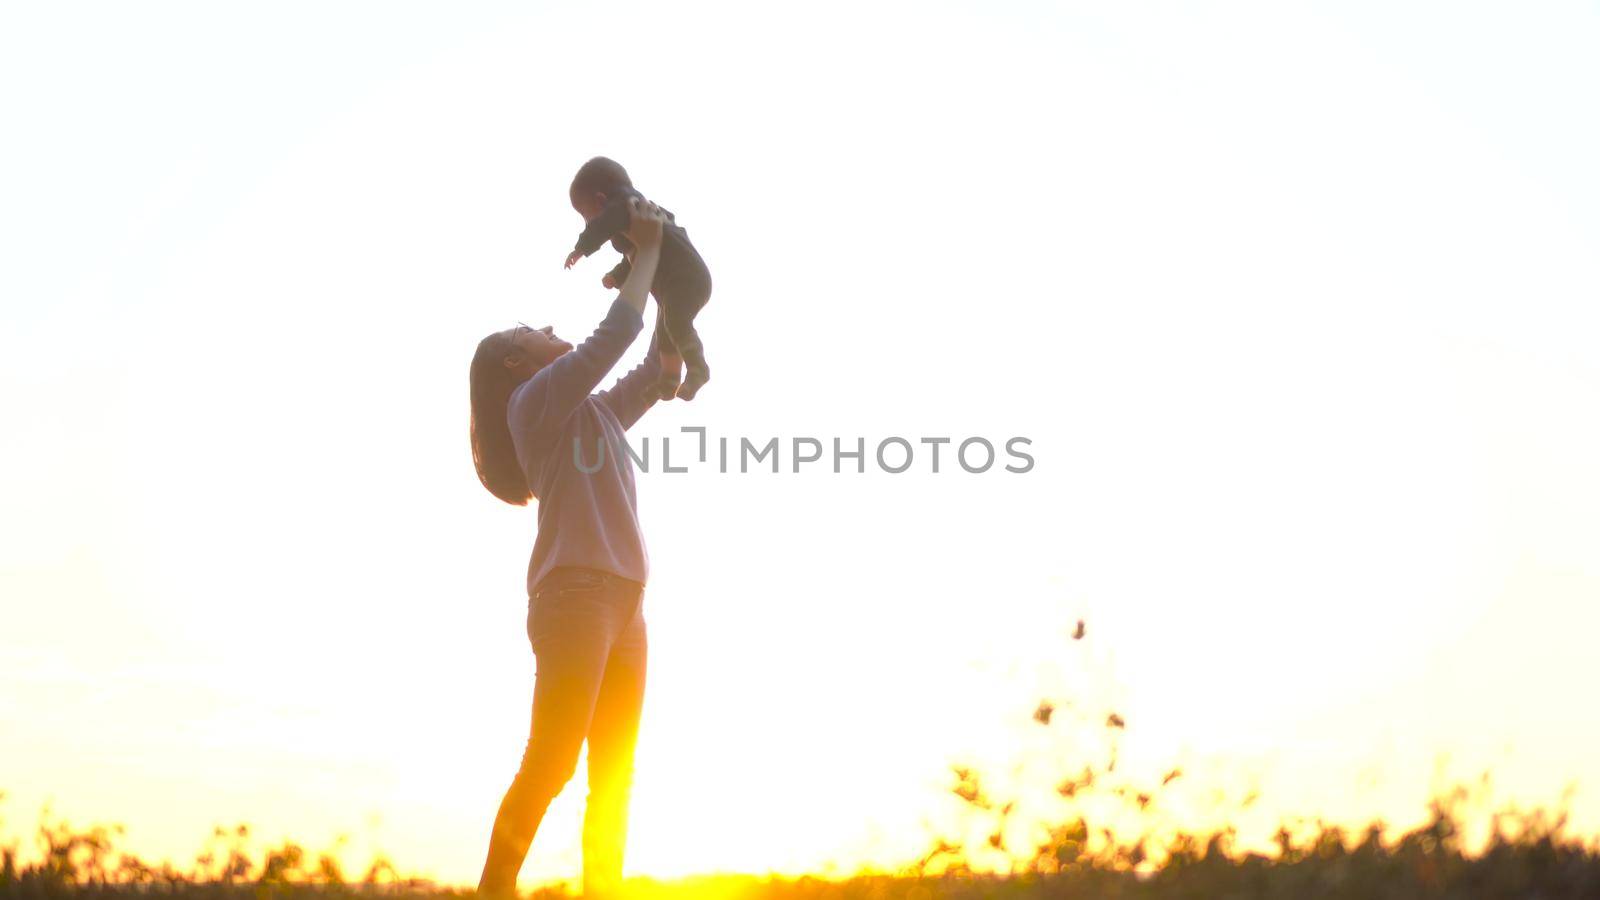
469,324,575,505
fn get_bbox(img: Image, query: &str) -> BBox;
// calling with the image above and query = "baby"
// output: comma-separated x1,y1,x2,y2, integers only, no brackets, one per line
563,156,713,401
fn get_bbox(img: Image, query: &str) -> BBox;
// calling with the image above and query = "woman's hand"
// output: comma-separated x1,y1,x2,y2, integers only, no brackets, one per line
623,197,666,252
614,199,665,317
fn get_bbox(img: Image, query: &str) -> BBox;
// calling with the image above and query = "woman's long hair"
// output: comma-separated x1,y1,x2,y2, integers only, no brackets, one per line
470,332,533,506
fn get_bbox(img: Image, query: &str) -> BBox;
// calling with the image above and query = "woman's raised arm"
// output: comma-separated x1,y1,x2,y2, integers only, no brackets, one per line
510,199,668,441
596,309,664,429
613,198,664,315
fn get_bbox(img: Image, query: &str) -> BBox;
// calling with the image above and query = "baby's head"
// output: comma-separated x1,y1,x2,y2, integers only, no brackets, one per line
569,156,631,222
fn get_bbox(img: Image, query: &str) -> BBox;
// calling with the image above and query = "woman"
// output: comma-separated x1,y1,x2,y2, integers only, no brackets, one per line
468,197,668,899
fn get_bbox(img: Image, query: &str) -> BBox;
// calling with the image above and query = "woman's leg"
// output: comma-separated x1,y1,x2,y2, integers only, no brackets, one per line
477,573,630,898
580,596,648,898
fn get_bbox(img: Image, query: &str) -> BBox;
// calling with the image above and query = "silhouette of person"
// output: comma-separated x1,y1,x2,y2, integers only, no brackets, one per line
468,197,670,899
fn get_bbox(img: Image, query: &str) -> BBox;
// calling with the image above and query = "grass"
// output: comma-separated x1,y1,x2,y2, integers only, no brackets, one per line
7,621,1598,898
5,795,1599,899
9,756,1597,898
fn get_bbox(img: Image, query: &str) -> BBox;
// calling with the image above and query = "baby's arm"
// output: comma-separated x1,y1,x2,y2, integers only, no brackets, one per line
570,196,633,262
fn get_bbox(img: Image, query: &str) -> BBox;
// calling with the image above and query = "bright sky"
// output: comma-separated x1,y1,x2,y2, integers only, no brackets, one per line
4,0,1599,890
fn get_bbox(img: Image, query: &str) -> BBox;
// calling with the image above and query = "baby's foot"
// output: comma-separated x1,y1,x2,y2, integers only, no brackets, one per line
676,366,710,401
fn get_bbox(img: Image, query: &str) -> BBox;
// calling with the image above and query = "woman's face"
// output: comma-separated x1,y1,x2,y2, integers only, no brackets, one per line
501,324,573,379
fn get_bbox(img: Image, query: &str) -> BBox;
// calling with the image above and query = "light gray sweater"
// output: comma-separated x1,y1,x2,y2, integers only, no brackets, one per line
508,298,661,595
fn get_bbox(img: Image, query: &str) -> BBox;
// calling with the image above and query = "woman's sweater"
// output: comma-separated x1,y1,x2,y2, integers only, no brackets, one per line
508,298,661,595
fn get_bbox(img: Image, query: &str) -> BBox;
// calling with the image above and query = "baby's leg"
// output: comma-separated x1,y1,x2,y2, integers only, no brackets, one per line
662,296,709,400
651,303,684,401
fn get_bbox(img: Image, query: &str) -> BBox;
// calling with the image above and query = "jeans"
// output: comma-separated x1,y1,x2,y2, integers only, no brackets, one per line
478,567,648,899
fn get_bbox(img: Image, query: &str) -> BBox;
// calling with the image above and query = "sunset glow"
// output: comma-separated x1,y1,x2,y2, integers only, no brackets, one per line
4,1,1600,892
